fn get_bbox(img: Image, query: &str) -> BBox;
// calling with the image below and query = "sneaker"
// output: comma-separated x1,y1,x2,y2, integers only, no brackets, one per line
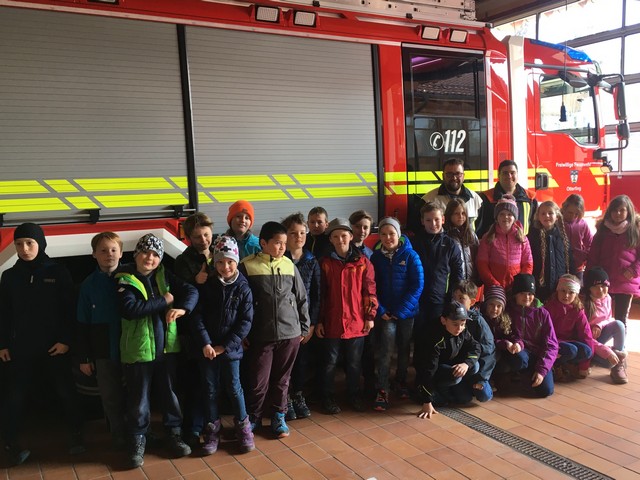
235,417,255,453
611,359,629,384
349,395,365,412
285,396,297,421
373,390,389,411
270,412,290,438
395,382,410,400
613,349,628,361
167,429,192,458
4,443,30,466
249,415,262,432
185,431,201,450
292,392,311,419
69,432,86,455
322,397,341,415
201,420,221,455
126,435,146,469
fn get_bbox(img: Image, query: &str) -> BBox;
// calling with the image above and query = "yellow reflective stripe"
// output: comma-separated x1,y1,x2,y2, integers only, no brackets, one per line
45,179,78,193
407,185,430,195
463,170,489,180
463,181,490,191
306,186,374,198
294,173,362,185
198,175,275,188
359,172,377,183
0,180,48,195
385,172,406,182
66,196,99,209
198,192,214,204
287,188,310,199
170,176,188,188
0,198,69,212
211,190,289,202
95,193,188,208
273,174,297,186
76,178,173,192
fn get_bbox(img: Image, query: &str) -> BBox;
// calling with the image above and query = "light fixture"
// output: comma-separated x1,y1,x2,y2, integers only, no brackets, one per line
449,29,468,43
421,26,440,40
255,5,280,23
293,10,317,27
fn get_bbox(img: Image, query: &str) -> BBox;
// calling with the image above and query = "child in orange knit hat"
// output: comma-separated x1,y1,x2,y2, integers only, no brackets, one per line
226,200,261,259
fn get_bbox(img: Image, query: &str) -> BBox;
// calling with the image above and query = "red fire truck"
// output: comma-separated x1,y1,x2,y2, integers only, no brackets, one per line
0,0,628,271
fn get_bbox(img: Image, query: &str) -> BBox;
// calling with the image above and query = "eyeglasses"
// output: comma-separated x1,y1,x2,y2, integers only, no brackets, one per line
444,172,464,179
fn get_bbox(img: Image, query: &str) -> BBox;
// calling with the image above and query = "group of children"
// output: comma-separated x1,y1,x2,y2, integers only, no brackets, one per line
0,192,636,467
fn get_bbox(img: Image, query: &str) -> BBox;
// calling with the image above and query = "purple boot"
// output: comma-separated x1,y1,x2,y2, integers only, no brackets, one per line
202,420,221,455
235,417,255,453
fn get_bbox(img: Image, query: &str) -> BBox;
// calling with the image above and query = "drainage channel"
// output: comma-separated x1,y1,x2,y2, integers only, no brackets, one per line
438,407,614,480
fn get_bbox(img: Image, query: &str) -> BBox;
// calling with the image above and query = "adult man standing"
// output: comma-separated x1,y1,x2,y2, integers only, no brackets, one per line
421,158,483,229
475,159,538,238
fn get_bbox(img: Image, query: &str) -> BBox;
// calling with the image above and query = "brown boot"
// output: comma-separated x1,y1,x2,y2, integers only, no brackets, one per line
611,359,628,384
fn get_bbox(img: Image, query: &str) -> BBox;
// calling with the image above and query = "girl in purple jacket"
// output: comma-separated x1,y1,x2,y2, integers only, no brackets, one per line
505,274,559,398
561,194,593,283
587,195,640,326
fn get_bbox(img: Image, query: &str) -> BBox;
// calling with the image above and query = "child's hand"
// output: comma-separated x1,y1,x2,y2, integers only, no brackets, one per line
507,342,521,354
591,325,602,339
79,362,95,376
531,372,544,387
452,363,469,378
48,343,69,356
381,313,392,321
363,320,374,333
316,323,325,338
0,348,11,362
166,308,186,323
203,344,215,359
417,402,437,419
195,263,209,285
301,325,315,344
473,382,484,390
607,351,620,366
213,345,225,356
242,338,250,350
163,291,174,305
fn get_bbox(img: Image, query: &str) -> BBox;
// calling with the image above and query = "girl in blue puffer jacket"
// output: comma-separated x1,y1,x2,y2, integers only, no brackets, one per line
370,217,424,411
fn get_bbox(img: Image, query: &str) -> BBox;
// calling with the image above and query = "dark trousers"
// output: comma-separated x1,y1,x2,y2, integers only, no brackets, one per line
245,338,300,420
123,354,183,436
322,337,364,399
2,353,82,443
95,358,126,438
200,357,247,423
503,349,554,398
289,340,310,394
612,293,633,326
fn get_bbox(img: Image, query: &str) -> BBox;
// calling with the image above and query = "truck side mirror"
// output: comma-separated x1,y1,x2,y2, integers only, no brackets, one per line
613,82,627,121
535,172,549,190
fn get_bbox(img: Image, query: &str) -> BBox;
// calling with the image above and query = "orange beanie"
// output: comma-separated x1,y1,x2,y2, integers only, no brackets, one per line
227,200,255,226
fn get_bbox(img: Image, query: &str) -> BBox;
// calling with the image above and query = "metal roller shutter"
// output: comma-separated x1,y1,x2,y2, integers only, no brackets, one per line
187,26,378,231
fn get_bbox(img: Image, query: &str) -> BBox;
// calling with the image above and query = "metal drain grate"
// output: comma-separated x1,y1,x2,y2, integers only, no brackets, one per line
439,407,614,480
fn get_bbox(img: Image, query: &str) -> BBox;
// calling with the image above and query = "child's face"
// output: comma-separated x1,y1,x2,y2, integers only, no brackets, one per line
452,290,473,310
611,205,629,225
260,233,287,258
286,223,307,251
485,299,504,319
93,239,123,273
308,214,328,236
351,219,371,245
190,225,213,253
562,205,580,223
497,210,515,231
379,224,399,251
441,317,466,336
14,238,39,262
557,286,577,305
515,292,534,307
422,210,443,234
135,250,161,276
230,213,252,237
329,229,353,254
449,205,467,228
537,205,556,231
590,284,608,300
215,258,238,280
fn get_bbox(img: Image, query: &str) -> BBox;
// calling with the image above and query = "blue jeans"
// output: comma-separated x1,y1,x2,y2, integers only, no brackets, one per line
556,341,592,365
200,358,247,423
502,349,554,398
375,318,414,391
123,354,183,436
433,362,479,405
322,337,364,398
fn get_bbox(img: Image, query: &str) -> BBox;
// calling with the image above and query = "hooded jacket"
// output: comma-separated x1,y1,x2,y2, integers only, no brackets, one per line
476,182,538,238
174,245,214,284
564,217,592,271
285,249,321,326
527,225,574,301
544,296,593,368
466,308,496,384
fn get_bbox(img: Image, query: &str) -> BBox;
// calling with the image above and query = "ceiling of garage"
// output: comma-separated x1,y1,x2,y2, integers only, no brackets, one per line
475,0,580,26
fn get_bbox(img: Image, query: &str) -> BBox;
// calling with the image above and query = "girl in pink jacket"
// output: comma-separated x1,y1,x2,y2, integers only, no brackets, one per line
587,195,640,326
544,274,593,380
477,195,533,290
561,194,593,283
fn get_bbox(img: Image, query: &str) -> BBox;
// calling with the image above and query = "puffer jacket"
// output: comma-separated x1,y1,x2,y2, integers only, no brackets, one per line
587,221,640,295
239,253,310,343
564,218,592,271
466,308,496,384
476,183,538,237
507,302,558,377
190,271,253,361
477,222,533,290
370,235,424,320
527,225,574,301
174,245,214,284
447,227,479,282
285,249,321,325
320,247,378,339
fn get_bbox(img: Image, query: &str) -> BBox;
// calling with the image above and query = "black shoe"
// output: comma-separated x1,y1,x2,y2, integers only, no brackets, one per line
349,395,365,412
322,397,341,415
285,396,297,421
126,435,146,469
69,432,86,455
4,443,30,466
292,392,311,418
167,431,191,458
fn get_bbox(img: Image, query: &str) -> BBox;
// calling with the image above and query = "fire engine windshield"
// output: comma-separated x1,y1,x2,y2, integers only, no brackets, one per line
539,75,598,145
